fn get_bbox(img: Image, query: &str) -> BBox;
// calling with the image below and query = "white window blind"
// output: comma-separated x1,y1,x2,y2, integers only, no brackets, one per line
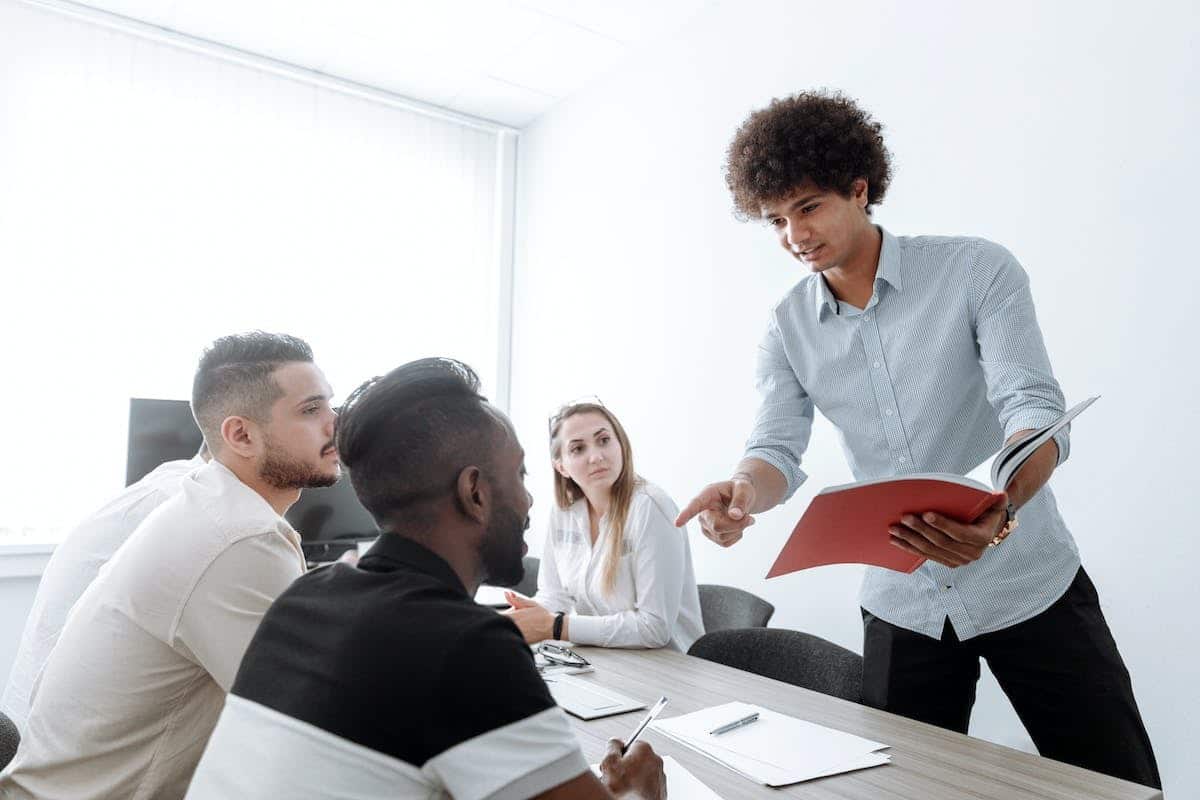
0,1,513,542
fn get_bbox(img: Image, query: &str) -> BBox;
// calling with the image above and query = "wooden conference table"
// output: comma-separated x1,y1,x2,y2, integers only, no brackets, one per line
565,647,1162,800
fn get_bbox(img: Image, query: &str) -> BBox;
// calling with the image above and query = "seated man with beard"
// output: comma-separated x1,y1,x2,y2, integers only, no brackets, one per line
186,358,665,800
1,332,341,800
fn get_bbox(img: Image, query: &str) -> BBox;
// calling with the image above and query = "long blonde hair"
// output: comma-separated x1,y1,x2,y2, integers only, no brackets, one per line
549,402,639,595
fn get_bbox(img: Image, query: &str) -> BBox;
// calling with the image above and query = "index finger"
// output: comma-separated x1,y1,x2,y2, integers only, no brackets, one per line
675,492,712,527
601,738,624,767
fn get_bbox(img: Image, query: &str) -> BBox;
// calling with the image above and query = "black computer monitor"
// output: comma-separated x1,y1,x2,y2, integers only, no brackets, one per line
126,398,204,486
125,398,378,543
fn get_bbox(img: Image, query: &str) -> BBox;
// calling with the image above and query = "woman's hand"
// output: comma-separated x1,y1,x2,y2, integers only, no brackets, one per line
501,592,558,643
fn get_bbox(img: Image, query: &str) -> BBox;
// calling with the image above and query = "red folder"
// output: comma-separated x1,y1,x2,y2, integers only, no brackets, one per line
766,476,1004,577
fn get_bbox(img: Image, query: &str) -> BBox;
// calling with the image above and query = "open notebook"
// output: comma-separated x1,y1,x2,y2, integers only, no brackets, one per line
767,396,1097,576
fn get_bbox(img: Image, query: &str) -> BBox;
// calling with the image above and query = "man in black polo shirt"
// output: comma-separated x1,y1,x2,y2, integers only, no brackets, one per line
185,358,665,800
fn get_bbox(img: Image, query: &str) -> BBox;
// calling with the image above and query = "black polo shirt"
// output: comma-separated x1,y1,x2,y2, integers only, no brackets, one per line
185,535,588,800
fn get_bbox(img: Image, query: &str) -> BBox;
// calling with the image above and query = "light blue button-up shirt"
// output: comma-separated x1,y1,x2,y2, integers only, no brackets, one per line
746,227,1080,640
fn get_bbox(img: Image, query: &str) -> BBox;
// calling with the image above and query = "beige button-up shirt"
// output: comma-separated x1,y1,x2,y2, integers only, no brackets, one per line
0,461,305,800
2,455,205,735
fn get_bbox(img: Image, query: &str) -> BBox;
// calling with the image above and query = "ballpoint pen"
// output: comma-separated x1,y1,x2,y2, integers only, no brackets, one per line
620,696,669,754
708,711,760,736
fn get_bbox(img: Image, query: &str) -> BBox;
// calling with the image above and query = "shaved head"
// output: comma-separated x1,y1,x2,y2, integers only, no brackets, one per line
190,332,314,454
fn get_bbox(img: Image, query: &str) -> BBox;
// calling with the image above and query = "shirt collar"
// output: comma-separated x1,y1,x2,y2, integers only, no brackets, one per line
359,534,469,598
813,226,903,320
814,274,839,318
198,460,301,546
876,226,903,293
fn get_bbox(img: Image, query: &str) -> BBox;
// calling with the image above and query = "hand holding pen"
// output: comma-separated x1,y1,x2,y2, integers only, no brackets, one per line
600,741,665,800
599,696,669,800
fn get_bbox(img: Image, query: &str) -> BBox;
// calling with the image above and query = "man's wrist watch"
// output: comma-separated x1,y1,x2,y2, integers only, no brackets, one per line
552,611,565,641
989,503,1019,547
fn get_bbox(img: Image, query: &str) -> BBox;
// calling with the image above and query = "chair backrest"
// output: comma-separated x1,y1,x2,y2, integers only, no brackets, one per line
697,584,774,632
687,627,863,703
512,556,539,598
0,709,20,771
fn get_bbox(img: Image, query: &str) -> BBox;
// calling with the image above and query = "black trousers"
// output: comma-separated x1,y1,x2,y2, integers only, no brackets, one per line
861,567,1161,789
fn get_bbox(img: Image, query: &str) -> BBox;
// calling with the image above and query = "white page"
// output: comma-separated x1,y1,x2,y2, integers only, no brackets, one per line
663,756,726,800
653,727,890,787
591,756,725,800
474,584,509,606
656,702,887,765
964,453,993,486
652,702,889,786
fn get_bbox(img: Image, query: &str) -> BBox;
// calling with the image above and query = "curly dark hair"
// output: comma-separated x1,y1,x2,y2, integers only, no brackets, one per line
724,90,892,220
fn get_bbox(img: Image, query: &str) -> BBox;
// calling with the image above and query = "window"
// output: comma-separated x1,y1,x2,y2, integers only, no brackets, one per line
0,3,514,542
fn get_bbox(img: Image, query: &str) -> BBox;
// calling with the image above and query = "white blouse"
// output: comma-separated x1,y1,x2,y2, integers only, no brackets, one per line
534,480,704,653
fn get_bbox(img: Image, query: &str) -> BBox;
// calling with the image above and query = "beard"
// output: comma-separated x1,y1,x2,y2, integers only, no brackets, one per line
259,436,341,491
479,504,528,587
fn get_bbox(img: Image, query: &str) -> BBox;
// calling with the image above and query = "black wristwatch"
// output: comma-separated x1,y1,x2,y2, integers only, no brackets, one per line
552,611,565,641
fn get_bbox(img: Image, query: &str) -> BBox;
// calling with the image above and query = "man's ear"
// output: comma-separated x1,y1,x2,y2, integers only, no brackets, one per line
455,465,489,525
853,177,870,208
220,416,258,459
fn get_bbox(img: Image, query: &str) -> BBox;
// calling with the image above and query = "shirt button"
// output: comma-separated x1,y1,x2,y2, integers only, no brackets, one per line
885,408,893,416
864,313,872,321
898,456,907,464
873,361,881,369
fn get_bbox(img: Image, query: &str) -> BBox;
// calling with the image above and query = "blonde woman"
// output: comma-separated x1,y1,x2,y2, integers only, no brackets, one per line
504,400,704,652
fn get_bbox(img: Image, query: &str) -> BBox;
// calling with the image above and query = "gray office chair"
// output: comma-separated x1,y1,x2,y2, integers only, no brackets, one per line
513,556,539,598
697,584,775,632
687,627,863,703
478,557,539,607
1,710,19,771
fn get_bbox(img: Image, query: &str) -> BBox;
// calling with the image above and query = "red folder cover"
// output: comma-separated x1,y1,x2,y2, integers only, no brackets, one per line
766,476,1004,577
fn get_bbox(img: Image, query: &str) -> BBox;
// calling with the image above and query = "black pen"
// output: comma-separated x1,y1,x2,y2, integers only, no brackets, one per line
708,711,759,736
620,696,669,755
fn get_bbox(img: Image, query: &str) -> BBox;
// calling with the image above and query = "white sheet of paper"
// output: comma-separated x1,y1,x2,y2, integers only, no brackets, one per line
474,584,510,606
664,733,889,787
591,756,724,800
651,702,890,786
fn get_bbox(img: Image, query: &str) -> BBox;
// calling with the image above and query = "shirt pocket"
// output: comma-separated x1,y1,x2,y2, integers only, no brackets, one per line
551,527,587,549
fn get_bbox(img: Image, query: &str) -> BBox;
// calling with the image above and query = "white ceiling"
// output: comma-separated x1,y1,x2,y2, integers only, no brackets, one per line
74,0,711,128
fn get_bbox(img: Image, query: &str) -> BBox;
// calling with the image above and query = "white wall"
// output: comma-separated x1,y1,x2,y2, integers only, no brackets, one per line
510,0,1199,795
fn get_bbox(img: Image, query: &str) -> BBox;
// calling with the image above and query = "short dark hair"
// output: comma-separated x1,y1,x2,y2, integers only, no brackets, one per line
190,332,314,452
336,358,502,527
724,90,893,220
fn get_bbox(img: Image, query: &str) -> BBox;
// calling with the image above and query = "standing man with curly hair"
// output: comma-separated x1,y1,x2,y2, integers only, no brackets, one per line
677,91,1160,789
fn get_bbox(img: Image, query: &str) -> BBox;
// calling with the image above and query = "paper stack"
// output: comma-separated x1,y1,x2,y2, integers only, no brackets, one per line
650,702,889,786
